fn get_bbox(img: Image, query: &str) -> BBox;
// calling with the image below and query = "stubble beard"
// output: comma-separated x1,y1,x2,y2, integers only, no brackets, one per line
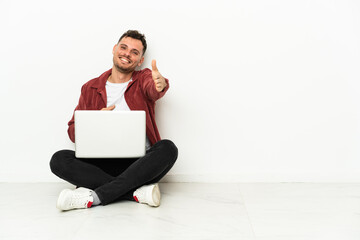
113,56,136,74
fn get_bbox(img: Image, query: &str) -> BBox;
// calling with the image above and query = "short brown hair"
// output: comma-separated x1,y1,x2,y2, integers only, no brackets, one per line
118,30,147,55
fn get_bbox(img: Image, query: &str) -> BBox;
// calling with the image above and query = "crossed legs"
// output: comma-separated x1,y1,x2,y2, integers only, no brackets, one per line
50,139,178,205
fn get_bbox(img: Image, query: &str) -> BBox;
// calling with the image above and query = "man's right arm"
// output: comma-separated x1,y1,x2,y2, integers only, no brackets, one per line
67,84,115,143
67,85,87,143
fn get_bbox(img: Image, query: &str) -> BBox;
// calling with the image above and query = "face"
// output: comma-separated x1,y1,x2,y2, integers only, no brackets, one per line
112,37,144,74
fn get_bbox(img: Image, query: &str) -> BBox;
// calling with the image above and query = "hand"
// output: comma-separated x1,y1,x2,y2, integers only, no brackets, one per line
101,105,115,111
152,59,167,92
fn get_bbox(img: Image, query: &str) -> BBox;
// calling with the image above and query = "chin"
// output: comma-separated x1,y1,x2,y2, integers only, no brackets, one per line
114,62,133,73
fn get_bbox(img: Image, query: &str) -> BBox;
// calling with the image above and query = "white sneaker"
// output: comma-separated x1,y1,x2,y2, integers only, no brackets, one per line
56,187,93,211
133,184,161,207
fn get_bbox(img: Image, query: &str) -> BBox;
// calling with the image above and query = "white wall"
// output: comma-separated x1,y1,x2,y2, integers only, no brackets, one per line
1,0,360,182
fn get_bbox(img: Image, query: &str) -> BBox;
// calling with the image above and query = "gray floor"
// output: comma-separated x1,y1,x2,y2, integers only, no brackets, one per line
0,182,359,240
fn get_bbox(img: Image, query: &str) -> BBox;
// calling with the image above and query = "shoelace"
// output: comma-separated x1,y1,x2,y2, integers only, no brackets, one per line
70,192,91,207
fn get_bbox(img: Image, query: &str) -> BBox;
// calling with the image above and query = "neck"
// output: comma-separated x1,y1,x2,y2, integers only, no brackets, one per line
108,66,133,83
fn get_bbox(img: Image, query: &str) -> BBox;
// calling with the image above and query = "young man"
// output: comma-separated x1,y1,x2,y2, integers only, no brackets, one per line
50,30,178,211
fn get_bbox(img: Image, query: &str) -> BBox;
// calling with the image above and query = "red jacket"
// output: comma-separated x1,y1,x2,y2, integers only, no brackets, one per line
67,68,169,145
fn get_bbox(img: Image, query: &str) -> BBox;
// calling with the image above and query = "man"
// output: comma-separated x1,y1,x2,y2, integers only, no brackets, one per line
50,30,178,211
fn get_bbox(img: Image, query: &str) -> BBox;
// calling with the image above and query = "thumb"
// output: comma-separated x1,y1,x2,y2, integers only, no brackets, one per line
151,59,158,72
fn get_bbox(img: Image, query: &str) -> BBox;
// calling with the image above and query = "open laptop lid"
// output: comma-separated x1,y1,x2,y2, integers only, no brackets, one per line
75,110,146,158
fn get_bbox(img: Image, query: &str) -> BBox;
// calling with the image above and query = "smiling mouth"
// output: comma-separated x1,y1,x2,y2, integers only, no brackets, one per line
119,57,131,64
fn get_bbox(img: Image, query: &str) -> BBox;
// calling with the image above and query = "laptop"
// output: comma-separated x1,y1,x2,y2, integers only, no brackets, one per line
74,110,146,158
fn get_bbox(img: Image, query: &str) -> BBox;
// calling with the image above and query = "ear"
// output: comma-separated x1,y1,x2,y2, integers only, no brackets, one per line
112,44,117,55
138,56,145,67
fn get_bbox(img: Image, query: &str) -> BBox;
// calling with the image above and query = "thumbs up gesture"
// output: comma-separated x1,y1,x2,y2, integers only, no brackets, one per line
152,59,167,92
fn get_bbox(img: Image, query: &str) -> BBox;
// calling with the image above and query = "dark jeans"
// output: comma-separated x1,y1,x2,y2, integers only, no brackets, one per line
50,139,178,205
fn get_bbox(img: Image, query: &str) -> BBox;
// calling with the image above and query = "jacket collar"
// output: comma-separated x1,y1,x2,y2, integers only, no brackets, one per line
90,68,140,91
90,69,111,91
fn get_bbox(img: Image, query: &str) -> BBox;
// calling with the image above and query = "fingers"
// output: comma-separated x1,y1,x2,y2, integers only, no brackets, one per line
155,85,164,92
151,59,158,72
155,84,162,92
154,78,167,92
101,105,115,111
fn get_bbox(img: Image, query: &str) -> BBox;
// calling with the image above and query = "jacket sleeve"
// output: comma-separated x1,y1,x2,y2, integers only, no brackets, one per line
67,85,87,143
141,68,169,101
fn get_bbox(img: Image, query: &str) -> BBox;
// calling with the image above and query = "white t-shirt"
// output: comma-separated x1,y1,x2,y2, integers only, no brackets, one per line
106,79,151,150
106,80,131,110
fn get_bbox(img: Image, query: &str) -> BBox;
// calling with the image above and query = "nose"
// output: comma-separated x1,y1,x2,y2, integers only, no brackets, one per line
124,50,130,57
120,49,131,57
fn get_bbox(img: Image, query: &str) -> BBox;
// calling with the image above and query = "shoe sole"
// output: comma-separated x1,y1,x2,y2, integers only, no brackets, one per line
56,189,71,210
151,184,161,207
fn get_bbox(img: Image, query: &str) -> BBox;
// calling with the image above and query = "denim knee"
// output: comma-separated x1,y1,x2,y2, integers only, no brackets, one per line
49,150,69,176
158,139,178,164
